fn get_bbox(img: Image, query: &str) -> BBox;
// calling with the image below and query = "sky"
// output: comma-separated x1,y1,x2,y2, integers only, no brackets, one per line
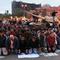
0,0,60,14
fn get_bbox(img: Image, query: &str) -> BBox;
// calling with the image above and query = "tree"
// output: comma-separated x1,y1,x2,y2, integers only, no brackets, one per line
41,19,50,28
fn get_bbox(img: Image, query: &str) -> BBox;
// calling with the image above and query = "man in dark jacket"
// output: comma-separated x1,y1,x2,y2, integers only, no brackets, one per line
29,36,39,54
18,34,26,54
0,32,8,55
39,31,45,52
0,32,3,55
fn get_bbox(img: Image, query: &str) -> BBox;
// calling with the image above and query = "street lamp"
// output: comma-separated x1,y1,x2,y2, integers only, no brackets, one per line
21,4,27,16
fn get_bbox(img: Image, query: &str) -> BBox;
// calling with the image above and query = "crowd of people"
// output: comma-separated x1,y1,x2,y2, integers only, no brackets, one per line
0,18,60,56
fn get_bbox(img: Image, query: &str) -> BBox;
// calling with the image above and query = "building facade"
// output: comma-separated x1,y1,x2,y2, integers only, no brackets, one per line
12,1,41,16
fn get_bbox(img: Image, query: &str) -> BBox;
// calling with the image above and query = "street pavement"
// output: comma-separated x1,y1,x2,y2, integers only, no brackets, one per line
0,50,60,60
